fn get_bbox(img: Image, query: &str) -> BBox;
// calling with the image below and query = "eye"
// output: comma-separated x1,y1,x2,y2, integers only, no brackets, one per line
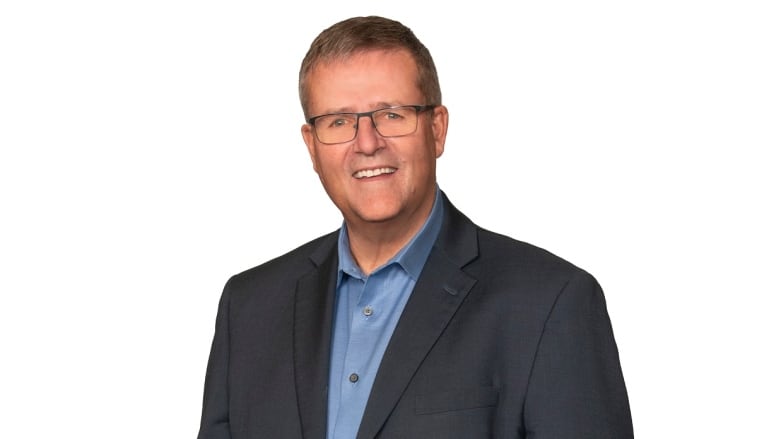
318,114,355,129
378,109,405,121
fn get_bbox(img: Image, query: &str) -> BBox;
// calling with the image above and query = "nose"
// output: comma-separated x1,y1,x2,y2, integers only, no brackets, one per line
353,114,383,155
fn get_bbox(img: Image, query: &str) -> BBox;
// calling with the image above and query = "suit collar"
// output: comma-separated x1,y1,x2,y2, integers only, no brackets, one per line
294,233,339,439
432,191,480,268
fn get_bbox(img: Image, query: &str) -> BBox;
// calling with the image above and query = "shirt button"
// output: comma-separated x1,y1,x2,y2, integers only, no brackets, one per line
362,306,373,317
349,373,359,383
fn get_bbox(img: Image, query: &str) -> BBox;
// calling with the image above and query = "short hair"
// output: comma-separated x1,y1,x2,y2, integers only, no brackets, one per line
299,16,442,119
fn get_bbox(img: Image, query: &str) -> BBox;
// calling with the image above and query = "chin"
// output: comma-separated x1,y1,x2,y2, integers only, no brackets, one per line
349,201,404,224
354,209,402,224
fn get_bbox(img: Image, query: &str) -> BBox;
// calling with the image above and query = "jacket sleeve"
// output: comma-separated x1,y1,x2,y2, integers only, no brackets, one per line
197,279,233,439
523,270,633,438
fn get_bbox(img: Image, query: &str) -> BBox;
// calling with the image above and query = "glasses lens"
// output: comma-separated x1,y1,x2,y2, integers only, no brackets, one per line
314,114,358,144
373,106,419,138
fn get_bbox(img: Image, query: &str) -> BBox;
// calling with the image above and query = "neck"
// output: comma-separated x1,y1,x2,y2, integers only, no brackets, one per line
345,198,435,275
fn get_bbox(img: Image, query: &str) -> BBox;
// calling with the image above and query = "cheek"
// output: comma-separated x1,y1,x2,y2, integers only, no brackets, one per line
415,143,438,169
402,149,437,186
314,152,345,181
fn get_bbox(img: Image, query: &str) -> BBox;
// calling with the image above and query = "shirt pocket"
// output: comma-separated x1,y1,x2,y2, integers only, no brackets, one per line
414,386,499,415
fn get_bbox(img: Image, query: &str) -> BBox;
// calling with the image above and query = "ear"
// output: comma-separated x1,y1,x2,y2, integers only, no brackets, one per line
301,123,320,174
431,105,449,158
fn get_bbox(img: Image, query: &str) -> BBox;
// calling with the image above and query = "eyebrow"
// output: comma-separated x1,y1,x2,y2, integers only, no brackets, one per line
317,101,404,115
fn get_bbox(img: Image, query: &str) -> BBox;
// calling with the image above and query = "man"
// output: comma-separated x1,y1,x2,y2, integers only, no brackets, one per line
198,15,632,439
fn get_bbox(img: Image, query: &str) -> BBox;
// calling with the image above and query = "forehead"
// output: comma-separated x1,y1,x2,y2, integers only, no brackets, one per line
307,49,422,113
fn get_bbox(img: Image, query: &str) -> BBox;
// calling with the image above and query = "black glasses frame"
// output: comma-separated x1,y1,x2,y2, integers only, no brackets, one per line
307,105,435,144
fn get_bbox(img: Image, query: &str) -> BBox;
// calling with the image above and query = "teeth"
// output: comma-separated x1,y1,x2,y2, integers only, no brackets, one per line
354,167,396,179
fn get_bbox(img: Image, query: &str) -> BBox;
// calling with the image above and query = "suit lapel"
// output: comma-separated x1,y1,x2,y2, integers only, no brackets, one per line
357,197,479,439
294,234,339,439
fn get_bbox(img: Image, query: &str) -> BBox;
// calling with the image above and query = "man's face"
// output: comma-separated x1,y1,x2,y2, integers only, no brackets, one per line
301,49,448,231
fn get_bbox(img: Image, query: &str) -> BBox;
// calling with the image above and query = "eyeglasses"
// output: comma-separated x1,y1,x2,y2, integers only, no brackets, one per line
307,105,435,145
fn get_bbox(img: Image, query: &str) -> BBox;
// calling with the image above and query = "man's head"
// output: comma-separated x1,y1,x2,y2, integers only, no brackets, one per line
299,16,448,238
299,16,442,120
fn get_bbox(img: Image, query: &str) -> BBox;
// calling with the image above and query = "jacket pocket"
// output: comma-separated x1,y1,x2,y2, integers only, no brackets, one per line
414,386,499,415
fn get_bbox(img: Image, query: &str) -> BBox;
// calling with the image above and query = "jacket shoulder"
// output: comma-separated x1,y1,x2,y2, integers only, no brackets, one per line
225,230,338,293
474,227,592,282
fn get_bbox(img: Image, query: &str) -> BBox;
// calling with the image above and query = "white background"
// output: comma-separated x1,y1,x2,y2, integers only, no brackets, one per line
1,1,778,437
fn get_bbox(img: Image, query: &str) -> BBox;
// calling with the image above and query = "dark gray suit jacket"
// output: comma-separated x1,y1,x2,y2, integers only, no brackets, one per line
198,195,633,438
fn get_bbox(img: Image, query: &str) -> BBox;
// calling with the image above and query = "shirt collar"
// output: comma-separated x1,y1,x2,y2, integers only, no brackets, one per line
337,187,444,284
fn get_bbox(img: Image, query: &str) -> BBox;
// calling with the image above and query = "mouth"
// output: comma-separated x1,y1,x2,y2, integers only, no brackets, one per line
353,167,397,179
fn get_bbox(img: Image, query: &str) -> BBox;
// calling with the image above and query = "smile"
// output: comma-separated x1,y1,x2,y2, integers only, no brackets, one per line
353,167,397,179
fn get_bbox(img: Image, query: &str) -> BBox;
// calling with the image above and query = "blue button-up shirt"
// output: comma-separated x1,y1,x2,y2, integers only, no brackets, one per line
327,189,444,439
